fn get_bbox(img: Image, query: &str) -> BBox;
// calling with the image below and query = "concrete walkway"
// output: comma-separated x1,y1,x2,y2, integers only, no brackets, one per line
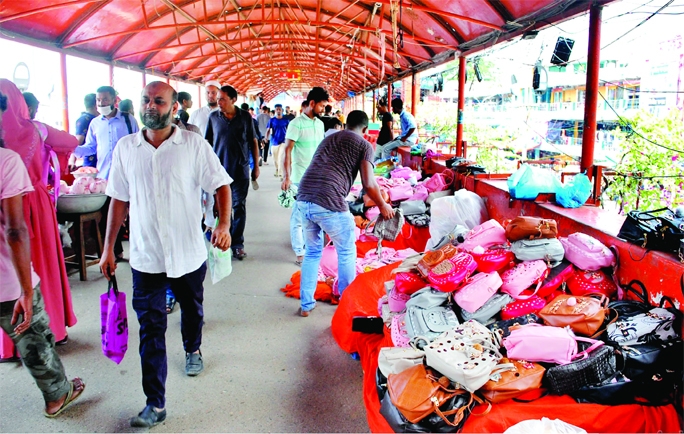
0,161,369,433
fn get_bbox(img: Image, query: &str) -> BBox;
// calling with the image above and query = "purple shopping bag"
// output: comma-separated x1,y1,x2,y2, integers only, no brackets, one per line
100,275,128,364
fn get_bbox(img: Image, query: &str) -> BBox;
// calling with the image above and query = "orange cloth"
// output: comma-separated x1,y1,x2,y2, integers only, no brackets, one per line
356,224,430,258
280,271,339,305
331,263,682,433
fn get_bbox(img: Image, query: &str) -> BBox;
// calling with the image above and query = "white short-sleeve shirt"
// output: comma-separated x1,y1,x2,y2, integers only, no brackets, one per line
106,125,232,278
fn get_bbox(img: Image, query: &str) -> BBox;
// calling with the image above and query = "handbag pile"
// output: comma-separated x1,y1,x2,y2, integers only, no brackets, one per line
370,214,683,432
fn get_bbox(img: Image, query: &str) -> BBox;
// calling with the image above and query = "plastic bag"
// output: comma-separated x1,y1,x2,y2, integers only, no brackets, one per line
100,275,128,364
556,173,592,208
504,418,587,434
205,233,232,284
508,164,562,200
427,189,488,250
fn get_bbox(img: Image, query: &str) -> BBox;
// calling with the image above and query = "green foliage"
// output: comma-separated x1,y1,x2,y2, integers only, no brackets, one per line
604,109,684,213
417,101,521,173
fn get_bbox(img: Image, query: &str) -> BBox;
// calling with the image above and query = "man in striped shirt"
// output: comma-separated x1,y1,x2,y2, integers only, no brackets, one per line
281,87,328,265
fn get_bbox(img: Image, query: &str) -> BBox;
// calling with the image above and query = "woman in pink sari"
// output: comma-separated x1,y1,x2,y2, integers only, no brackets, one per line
0,79,78,360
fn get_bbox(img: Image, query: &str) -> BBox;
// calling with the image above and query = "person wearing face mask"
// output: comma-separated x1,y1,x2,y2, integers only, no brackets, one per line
188,80,221,136
73,85,139,261
100,81,232,427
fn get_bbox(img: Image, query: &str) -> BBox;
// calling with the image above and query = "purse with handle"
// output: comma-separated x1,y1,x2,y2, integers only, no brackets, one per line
546,340,617,395
500,260,549,299
387,363,475,426
504,216,558,241
470,247,515,273
503,323,579,364
559,232,615,271
510,238,565,265
500,295,546,320
423,320,502,392
459,219,508,252
480,358,546,403
566,269,618,298
453,272,503,313
538,294,609,337
427,252,477,292
416,244,459,277
461,293,514,325
487,313,543,339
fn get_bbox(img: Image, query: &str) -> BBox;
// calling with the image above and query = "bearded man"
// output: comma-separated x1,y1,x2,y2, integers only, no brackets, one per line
188,80,221,136
99,81,233,428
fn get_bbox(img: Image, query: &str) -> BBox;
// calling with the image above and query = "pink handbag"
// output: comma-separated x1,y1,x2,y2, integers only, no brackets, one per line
319,243,338,277
407,183,429,202
424,171,454,193
388,287,411,312
365,206,380,221
427,252,477,292
537,261,575,299
391,167,413,179
388,182,413,202
559,233,615,271
503,324,579,364
390,313,411,347
459,219,508,252
500,295,546,320
453,272,503,313
501,260,549,299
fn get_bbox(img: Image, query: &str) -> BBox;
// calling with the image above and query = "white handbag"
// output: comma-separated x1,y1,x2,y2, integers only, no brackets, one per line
377,346,425,377
424,320,502,392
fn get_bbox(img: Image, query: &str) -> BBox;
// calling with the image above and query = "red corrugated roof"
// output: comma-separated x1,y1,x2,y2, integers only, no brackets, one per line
0,0,614,100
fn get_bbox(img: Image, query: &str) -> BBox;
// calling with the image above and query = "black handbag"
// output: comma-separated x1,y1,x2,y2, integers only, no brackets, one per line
617,207,684,253
545,341,618,395
348,199,365,216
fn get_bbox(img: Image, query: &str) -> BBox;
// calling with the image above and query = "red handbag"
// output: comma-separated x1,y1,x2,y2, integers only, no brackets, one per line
566,270,618,298
537,261,575,299
500,295,546,320
471,248,515,273
427,253,477,292
394,271,427,295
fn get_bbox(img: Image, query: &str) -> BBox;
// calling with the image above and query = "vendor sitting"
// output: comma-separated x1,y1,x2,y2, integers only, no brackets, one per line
374,97,418,161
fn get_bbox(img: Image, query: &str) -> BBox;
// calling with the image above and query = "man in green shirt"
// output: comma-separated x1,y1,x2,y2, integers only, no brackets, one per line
281,87,329,265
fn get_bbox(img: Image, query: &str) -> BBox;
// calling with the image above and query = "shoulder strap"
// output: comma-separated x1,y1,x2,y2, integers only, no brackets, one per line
123,113,133,135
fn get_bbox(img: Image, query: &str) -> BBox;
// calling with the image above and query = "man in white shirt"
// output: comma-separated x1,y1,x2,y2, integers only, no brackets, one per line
188,80,221,136
100,82,233,428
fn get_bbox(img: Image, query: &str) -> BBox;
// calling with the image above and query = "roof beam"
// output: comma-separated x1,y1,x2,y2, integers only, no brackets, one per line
0,0,106,24
485,0,515,23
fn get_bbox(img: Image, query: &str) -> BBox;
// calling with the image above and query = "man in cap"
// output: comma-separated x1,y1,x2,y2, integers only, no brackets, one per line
189,80,221,136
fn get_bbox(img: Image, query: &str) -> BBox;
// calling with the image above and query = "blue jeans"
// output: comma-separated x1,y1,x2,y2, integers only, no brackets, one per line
290,184,305,257
131,263,206,408
298,201,357,312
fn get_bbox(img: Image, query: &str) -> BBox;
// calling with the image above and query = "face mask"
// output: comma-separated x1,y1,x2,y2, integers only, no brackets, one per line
99,104,114,116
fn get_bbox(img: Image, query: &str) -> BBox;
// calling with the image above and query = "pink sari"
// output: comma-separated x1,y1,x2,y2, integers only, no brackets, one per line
0,79,78,358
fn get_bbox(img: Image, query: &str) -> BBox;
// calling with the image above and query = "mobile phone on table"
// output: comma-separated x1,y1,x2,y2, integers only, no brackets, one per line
352,316,385,334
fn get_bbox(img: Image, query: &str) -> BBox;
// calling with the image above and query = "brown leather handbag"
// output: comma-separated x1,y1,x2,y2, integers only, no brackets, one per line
387,364,474,426
416,244,459,277
505,216,558,241
480,358,545,403
363,189,390,207
538,294,609,337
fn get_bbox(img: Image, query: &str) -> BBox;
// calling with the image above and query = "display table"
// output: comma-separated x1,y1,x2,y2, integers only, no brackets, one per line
57,210,103,281
331,263,682,433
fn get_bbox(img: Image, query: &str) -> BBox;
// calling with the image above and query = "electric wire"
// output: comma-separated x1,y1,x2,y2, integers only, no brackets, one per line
598,91,684,153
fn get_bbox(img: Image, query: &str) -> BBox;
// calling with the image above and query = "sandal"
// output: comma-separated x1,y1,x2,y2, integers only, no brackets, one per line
166,295,177,314
44,378,85,418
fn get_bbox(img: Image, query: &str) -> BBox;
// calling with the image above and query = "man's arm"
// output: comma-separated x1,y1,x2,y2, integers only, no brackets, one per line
401,127,416,143
359,160,394,219
2,194,34,335
74,123,98,158
211,184,232,251
265,126,272,142
385,118,394,141
247,115,260,180
99,198,129,279
204,117,214,144
280,138,295,191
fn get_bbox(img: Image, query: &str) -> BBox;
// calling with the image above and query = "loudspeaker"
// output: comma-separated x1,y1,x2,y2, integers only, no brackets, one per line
551,37,574,65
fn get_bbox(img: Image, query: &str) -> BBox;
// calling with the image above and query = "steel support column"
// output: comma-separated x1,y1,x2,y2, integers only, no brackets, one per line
197,85,202,107
59,52,69,133
372,89,376,121
581,4,602,177
142,73,147,88
109,63,114,87
456,56,466,157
